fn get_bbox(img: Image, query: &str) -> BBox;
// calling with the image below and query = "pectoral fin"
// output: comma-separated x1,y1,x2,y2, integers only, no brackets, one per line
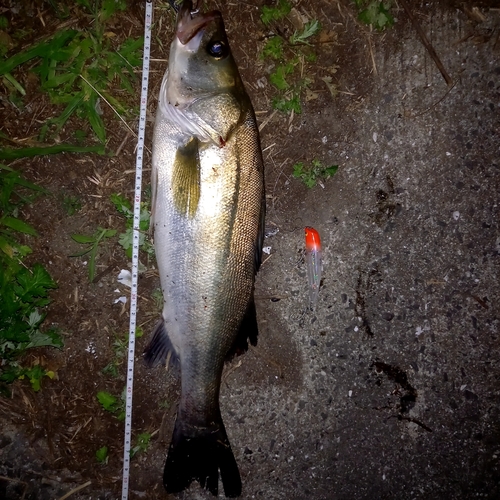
172,137,201,217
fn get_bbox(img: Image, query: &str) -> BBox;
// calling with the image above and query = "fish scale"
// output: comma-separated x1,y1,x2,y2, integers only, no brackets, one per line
144,1,265,497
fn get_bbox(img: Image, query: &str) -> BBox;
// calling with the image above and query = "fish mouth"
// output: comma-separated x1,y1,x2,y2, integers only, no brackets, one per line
176,0,221,45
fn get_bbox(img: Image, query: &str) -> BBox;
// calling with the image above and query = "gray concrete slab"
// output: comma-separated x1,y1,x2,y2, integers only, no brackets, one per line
217,6,500,500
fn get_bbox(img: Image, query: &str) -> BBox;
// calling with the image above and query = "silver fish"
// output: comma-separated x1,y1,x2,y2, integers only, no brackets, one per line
144,0,265,497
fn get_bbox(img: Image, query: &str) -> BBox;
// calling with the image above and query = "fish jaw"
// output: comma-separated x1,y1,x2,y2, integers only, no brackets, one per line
167,3,236,107
176,1,221,45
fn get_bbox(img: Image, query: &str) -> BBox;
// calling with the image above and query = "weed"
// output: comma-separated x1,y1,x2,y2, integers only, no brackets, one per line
289,20,322,45
261,0,292,25
273,93,302,114
62,194,82,216
110,193,154,259
292,159,338,188
159,400,171,411
0,0,142,145
97,389,125,421
101,362,120,379
96,445,109,464
260,2,322,114
261,37,284,60
102,335,127,378
269,61,296,91
354,1,395,30
18,363,56,392
70,227,117,282
0,164,62,392
101,330,142,378
130,432,151,458
151,288,164,311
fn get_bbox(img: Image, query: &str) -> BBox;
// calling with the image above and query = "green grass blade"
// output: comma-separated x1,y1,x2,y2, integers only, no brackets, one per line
69,248,92,258
0,164,46,193
41,93,85,139
3,73,26,95
71,234,96,244
0,144,105,160
1,216,37,236
0,30,78,76
85,96,106,144
88,241,98,282
0,234,14,257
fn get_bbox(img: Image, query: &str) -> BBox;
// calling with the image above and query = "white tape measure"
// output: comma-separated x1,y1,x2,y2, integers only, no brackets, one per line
121,1,153,498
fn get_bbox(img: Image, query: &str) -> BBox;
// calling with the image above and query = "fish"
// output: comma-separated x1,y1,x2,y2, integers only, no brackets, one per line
143,0,265,497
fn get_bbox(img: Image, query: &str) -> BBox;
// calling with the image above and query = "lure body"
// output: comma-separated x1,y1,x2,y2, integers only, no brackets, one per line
305,227,322,309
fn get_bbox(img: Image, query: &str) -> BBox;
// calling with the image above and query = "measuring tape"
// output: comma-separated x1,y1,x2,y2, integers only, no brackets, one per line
121,1,153,499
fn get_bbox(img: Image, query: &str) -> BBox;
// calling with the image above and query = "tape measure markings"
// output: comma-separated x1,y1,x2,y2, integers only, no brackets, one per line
121,2,153,499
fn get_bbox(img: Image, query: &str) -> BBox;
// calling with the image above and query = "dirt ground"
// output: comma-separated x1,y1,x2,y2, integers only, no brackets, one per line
1,0,500,499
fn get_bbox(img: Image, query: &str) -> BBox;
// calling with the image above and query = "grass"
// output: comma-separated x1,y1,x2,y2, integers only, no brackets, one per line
0,0,143,152
70,227,117,282
111,193,154,260
0,144,106,161
260,1,322,114
0,164,62,393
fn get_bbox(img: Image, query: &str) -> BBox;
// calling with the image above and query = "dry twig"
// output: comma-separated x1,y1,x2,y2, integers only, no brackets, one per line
400,0,453,86
57,480,92,500
0,476,28,500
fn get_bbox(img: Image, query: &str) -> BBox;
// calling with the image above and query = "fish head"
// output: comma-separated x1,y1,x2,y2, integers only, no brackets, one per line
164,0,247,145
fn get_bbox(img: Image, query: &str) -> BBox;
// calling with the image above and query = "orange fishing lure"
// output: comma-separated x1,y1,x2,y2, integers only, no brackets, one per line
305,226,322,308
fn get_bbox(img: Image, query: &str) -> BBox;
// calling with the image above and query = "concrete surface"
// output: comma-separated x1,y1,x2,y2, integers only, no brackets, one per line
220,6,500,500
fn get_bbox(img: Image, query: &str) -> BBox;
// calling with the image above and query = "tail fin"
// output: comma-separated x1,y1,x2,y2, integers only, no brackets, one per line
164,416,242,497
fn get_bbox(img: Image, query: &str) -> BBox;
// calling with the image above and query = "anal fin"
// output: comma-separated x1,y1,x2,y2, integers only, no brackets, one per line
143,319,178,369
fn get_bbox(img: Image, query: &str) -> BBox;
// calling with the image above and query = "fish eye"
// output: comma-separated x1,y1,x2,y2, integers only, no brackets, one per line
207,40,227,59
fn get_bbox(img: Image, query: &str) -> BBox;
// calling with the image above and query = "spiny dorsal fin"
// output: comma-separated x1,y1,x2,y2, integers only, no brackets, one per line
172,137,200,217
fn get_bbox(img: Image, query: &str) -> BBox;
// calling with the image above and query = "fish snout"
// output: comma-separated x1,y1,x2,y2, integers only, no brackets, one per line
176,1,222,45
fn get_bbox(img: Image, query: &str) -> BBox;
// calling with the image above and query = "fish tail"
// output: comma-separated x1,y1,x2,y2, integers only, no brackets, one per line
164,415,242,497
